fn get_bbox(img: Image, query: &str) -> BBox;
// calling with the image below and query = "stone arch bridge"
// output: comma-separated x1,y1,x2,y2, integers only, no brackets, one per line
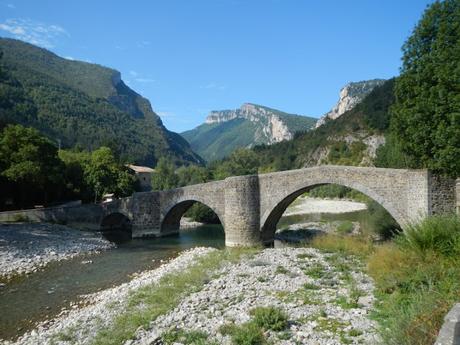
0,166,457,246
101,165,458,246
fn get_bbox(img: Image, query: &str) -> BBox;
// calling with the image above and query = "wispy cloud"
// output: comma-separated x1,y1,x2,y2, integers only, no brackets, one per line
137,40,151,48
129,70,138,77
0,18,69,48
64,56,74,60
157,111,175,118
134,77,155,83
6,4,15,9
200,82,226,90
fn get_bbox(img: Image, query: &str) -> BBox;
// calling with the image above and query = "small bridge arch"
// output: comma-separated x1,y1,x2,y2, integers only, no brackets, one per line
100,211,132,242
161,199,224,235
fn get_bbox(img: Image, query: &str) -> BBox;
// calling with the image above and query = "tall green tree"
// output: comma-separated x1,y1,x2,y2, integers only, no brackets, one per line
151,157,179,191
0,124,63,206
390,0,460,177
84,146,135,201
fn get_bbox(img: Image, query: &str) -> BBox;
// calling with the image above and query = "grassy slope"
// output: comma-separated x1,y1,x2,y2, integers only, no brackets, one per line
0,38,203,166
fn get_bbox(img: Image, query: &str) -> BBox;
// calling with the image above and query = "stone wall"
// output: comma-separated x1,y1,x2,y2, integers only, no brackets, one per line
428,173,457,216
0,203,103,230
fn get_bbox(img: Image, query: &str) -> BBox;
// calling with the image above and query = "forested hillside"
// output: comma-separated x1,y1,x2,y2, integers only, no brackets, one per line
0,38,203,166
182,103,316,161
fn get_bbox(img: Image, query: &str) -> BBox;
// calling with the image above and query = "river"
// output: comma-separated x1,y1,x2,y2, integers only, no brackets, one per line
0,198,369,341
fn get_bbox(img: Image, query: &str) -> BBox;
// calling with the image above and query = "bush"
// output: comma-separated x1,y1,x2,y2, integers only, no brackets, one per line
185,203,220,224
220,322,267,345
162,328,216,345
366,200,401,239
397,214,460,258
336,221,354,234
250,306,288,331
368,215,460,345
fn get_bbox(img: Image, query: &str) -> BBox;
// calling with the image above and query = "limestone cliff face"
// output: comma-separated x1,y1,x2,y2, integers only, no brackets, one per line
315,79,385,128
205,103,293,144
183,103,316,161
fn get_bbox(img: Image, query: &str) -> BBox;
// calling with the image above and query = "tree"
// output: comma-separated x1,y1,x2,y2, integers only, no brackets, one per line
390,0,460,177
84,146,135,201
151,157,179,191
0,124,63,206
213,148,260,180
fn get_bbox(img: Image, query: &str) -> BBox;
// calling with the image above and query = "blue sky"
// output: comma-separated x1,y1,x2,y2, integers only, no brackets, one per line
0,0,432,132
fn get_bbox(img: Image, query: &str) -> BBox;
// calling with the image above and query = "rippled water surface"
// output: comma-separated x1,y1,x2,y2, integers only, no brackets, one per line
0,225,225,340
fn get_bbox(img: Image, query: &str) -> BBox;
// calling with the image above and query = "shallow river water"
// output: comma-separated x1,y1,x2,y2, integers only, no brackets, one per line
0,207,370,341
0,224,225,340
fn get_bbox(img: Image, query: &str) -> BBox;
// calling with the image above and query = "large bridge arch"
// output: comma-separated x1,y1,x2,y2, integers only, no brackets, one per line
259,180,403,243
257,166,434,244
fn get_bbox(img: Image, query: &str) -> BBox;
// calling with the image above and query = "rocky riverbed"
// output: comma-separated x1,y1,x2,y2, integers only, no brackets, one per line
4,245,378,345
0,223,114,281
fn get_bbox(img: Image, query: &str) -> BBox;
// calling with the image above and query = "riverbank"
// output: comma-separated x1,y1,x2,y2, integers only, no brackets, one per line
0,223,114,281
4,245,378,345
284,197,367,216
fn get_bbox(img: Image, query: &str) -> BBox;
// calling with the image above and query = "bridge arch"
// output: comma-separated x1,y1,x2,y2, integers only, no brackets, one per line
260,178,404,244
100,212,132,242
161,199,224,235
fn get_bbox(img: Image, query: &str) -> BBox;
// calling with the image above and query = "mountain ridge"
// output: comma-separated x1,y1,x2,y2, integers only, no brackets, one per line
0,37,203,166
182,103,317,161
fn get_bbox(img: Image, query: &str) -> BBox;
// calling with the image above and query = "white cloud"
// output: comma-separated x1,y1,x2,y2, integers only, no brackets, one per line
129,70,138,77
0,18,69,48
64,56,74,60
200,82,226,90
135,77,155,83
7,4,15,9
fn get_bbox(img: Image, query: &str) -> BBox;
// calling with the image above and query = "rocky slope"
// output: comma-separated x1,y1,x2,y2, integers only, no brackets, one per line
315,79,386,128
0,38,203,166
250,79,395,170
182,103,316,161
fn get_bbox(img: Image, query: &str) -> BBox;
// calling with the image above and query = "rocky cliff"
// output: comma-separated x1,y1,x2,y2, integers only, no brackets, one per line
182,103,316,161
315,79,386,128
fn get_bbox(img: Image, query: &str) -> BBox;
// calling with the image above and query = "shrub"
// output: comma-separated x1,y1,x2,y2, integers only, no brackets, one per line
397,214,460,258
336,221,354,234
220,322,267,345
250,306,288,331
310,234,373,257
162,328,216,345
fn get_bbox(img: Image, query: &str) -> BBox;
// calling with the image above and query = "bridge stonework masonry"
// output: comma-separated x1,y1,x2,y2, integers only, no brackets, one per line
0,166,457,246
107,165,458,246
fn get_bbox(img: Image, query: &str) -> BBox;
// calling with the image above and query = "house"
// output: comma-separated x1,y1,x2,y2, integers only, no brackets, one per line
127,165,155,192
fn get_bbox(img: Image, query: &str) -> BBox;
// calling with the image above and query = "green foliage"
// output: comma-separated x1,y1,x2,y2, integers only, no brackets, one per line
374,134,415,169
161,328,217,345
390,0,460,177
181,104,316,162
0,124,63,186
365,200,401,239
176,165,210,187
219,322,267,345
212,148,260,180
250,306,288,331
326,141,367,166
0,38,203,167
185,203,220,224
84,147,136,201
397,214,460,258
367,214,460,344
151,157,179,191
336,221,354,234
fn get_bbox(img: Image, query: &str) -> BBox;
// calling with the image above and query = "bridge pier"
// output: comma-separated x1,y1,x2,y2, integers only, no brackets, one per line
224,175,263,247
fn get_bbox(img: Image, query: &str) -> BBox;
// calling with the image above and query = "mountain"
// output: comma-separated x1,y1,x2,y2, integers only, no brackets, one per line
249,79,395,171
315,79,386,128
0,38,203,166
182,103,316,161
